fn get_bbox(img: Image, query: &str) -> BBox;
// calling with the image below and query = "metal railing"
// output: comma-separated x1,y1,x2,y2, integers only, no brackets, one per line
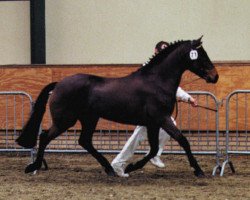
0,91,33,157
220,90,250,176
179,91,221,175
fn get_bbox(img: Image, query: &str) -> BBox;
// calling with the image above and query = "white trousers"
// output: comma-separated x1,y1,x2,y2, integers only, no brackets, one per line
112,119,176,165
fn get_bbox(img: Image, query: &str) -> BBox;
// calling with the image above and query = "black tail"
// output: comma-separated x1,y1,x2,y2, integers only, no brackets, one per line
16,82,58,148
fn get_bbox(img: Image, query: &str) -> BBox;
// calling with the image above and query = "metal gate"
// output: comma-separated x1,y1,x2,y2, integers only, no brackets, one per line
0,91,33,155
177,91,221,175
220,90,250,176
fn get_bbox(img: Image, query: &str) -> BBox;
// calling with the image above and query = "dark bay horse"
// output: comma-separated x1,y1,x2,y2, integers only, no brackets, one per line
16,37,218,177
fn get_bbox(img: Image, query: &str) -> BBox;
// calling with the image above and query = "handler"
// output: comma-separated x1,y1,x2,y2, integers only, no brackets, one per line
111,41,198,177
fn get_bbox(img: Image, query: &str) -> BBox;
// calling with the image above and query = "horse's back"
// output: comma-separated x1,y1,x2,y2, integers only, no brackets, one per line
53,73,105,95
49,72,171,126
49,73,105,116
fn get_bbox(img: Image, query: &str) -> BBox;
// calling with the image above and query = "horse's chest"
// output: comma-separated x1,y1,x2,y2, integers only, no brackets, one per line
156,93,175,105
155,95,176,112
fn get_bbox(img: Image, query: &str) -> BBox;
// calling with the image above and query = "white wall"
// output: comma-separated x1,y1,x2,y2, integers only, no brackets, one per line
0,0,249,65
45,0,250,64
0,1,30,65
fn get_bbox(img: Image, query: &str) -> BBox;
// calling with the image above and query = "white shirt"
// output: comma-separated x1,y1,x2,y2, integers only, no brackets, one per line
176,87,191,102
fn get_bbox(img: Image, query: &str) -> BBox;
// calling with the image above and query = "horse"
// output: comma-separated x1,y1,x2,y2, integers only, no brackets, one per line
16,37,218,177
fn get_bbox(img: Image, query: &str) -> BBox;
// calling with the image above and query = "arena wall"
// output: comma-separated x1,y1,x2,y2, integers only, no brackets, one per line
0,62,249,131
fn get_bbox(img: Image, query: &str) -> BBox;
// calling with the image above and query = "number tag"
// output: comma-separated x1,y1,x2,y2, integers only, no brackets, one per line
190,50,198,60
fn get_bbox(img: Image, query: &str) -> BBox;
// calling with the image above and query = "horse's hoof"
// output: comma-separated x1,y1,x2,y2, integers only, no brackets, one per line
42,159,49,171
124,163,134,173
105,168,116,176
194,170,205,178
108,171,116,177
25,162,41,174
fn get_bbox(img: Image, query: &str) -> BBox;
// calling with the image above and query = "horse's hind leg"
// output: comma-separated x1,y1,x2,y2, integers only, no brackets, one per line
25,125,65,173
79,117,116,176
162,118,204,177
125,126,160,173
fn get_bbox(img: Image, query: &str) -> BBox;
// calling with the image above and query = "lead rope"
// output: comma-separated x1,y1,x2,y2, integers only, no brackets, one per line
173,77,216,121
174,98,218,121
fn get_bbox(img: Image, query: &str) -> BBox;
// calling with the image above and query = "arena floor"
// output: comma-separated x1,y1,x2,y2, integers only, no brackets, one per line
0,153,249,200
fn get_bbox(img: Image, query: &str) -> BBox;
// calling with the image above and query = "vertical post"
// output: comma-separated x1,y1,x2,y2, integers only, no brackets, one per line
30,0,46,64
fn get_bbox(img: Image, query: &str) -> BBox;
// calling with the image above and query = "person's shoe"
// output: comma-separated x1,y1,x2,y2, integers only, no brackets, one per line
111,162,129,177
150,156,165,168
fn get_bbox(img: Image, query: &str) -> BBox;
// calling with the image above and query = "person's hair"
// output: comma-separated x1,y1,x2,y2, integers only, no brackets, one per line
155,41,169,52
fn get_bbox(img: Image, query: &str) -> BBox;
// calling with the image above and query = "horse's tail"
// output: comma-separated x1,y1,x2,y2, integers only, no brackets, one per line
16,82,58,148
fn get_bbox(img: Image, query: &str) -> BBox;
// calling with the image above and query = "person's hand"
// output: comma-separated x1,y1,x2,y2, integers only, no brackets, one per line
188,97,198,107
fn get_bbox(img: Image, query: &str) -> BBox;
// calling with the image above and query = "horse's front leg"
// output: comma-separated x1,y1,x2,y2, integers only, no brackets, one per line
125,126,159,173
162,117,205,177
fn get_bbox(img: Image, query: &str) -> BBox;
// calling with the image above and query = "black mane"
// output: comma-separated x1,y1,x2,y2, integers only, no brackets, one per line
138,40,189,72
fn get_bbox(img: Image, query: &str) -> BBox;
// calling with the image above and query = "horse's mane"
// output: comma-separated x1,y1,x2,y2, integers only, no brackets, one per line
138,40,190,73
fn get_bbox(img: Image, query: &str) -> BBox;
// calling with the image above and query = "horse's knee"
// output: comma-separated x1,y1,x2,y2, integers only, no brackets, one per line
148,147,159,158
176,134,189,148
78,137,91,150
78,138,85,148
39,131,49,144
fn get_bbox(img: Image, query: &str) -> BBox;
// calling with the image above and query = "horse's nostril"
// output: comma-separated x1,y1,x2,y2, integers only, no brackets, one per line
214,74,219,83
206,74,219,83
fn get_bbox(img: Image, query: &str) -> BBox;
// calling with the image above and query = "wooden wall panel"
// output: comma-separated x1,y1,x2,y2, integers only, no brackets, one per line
0,67,52,99
0,63,249,131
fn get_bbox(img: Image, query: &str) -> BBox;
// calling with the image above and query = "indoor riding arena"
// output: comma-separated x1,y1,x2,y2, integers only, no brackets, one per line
0,1,250,200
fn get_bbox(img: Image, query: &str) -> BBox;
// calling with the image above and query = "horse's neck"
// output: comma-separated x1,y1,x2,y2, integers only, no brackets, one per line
156,56,186,91
134,45,187,93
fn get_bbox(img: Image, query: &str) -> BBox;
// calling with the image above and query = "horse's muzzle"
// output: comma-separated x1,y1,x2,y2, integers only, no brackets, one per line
206,68,219,83
206,74,219,83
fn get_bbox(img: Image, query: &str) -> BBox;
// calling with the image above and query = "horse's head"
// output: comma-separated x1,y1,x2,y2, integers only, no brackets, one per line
186,36,219,83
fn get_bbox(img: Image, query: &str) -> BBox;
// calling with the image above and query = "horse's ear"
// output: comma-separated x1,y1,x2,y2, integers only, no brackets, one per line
197,35,203,43
192,36,203,49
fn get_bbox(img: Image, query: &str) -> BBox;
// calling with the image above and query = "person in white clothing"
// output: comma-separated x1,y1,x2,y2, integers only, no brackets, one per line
111,41,198,177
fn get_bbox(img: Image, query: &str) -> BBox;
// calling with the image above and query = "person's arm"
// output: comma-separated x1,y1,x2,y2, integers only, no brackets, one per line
176,87,198,107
